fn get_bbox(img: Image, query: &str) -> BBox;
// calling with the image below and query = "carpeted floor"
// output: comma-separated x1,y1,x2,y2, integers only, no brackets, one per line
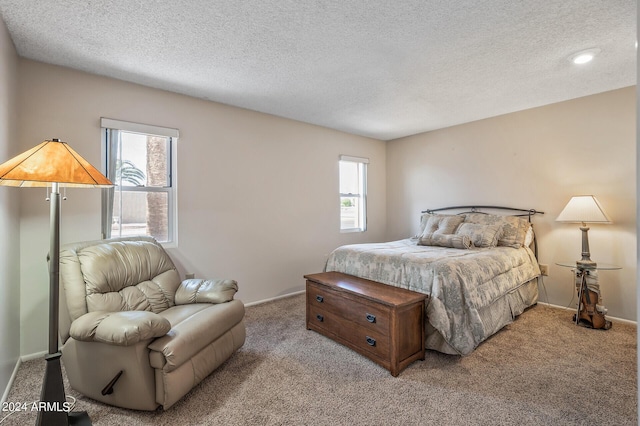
2,294,637,425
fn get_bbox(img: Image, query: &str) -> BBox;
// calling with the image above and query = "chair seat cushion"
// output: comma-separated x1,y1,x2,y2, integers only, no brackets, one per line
148,299,245,372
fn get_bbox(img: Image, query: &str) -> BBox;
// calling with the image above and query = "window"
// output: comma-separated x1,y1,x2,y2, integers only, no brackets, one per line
339,155,368,232
101,118,178,245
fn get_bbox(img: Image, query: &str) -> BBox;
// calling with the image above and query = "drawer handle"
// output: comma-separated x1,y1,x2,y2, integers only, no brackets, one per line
316,314,324,322
366,336,376,347
366,313,376,323
316,295,324,303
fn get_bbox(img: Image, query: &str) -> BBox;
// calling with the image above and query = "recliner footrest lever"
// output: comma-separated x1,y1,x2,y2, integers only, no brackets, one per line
101,370,123,395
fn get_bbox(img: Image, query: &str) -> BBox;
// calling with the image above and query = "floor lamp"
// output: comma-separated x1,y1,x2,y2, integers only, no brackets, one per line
0,139,112,426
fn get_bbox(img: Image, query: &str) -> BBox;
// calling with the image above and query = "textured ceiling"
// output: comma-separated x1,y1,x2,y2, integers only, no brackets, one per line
0,0,636,140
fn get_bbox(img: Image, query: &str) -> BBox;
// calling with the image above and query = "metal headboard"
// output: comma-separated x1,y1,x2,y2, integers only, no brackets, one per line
422,205,544,223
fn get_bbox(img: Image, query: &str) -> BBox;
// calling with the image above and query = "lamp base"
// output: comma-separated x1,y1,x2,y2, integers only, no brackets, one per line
577,225,597,270
36,352,92,426
36,353,68,426
68,411,92,425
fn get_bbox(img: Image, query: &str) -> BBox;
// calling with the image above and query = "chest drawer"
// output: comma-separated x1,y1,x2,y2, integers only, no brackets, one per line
305,272,427,377
307,281,390,334
308,304,390,360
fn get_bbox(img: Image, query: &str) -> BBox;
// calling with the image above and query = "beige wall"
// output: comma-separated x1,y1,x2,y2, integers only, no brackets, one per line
0,16,20,396
387,87,636,321
11,59,637,357
17,60,387,355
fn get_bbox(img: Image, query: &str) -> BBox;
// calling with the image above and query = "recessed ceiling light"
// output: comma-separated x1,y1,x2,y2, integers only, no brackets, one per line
569,48,601,65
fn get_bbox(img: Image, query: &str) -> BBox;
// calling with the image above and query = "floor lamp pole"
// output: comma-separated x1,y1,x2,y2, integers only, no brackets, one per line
36,182,67,425
36,183,91,426
49,183,60,355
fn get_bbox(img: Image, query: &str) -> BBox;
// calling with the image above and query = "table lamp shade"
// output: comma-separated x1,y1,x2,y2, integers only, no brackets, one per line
556,195,611,270
0,139,112,187
556,195,611,224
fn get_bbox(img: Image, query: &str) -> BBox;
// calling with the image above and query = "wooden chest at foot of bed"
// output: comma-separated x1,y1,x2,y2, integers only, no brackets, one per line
304,271,427,377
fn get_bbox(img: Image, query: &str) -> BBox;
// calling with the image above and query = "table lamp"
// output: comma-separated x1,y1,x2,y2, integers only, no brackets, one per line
0,139,112,425
556,195,611,269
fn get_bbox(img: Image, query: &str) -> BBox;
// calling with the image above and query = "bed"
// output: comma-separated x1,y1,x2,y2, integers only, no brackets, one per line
324,206,544,356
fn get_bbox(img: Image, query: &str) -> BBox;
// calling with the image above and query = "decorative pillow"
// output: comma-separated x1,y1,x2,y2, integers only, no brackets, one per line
462,213,529,248
417,213,465,237
418,233,472,249
421,215,465,237
499,217,530,248
455,223,502,248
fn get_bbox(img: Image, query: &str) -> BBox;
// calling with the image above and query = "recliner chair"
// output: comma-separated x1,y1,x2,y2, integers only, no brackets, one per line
57,236,246,410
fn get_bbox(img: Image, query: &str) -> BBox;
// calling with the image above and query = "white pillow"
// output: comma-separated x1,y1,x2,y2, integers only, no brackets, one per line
523,225,535,248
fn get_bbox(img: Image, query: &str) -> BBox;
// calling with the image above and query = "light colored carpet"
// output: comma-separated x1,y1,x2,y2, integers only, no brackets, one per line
3,294,637,425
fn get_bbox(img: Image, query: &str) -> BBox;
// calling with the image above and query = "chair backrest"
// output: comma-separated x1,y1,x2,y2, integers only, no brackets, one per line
58,236,181,343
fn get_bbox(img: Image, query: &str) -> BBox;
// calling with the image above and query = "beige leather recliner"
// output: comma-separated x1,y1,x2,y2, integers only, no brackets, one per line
58,236,246,411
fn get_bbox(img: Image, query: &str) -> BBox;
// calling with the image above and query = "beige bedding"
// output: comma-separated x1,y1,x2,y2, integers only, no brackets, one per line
324,238,540,355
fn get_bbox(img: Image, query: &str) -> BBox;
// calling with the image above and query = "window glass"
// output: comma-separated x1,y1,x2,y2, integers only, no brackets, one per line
339,157,367,232
102,121,177,244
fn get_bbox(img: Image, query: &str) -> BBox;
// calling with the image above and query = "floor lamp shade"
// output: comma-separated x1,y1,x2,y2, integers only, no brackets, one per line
0,139,112,187
0,139,112,426
556,195,611,268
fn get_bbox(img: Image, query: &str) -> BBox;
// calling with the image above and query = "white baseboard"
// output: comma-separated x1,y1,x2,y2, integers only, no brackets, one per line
20,351,46,362
244,290,305,307
4,295,631,402
246,292,639,326
1,357,21,406
537,301,637,325
244,293,639,325
1,350,48,404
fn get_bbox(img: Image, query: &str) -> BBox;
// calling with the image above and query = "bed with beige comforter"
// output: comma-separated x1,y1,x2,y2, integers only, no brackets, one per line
325,212,541,355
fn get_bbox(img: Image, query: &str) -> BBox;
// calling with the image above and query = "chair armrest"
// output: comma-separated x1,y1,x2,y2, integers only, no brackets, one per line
174,279,238,305
69,311,171,346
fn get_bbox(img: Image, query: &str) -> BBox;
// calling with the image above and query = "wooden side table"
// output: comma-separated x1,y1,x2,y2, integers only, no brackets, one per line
556,262,621,329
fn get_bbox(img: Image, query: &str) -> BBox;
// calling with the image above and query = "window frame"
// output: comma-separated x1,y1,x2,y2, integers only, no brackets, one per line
339,154,368,233
100,118,179,247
